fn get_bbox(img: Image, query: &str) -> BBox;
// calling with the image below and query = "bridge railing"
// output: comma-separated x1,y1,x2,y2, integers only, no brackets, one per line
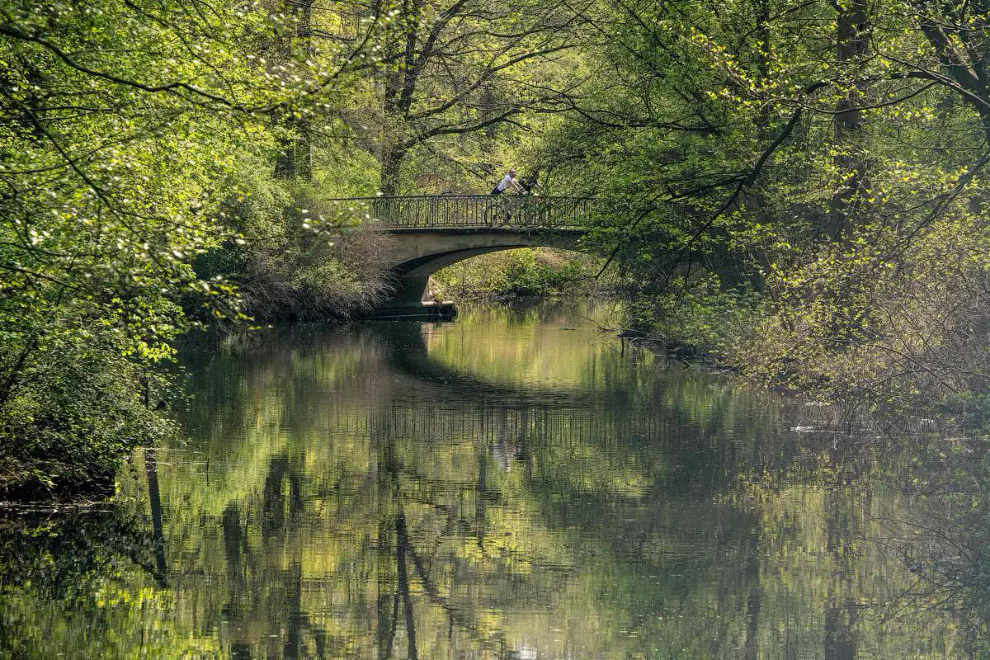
332,195,598,229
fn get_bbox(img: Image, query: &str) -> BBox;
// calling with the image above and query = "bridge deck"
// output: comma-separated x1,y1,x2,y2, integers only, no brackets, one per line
330,194,597,229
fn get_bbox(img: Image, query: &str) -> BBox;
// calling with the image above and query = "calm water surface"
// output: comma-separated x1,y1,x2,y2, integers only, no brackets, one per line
0,302,982,658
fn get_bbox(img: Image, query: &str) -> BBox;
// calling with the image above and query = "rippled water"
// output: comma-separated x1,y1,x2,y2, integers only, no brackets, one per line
0,301,982,658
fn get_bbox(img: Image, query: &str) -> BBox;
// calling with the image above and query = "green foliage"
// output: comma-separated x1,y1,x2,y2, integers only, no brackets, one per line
433,248,596,298
0,506,217,658
369,0,586,194
738,208,990,411
199,179,393,320
0,337,178,499
0,0,359,497
625,275,761,358
538,0,990,412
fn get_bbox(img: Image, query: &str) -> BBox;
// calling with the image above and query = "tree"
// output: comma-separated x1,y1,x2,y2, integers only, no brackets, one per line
0,0,368,495
367,0,589,193
543,0,990,407
828,0,871,240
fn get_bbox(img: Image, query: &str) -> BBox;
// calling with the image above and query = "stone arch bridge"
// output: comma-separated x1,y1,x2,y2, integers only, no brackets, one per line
335,195,600,317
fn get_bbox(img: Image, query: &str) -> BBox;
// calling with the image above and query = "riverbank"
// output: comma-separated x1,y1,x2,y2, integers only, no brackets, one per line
0,458,117,502
609,279,990,434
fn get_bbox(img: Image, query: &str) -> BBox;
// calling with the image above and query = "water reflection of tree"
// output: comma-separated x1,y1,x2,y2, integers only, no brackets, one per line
871,441,990,653
0,498,212,657
124,306,984,656
219,451,332,657
374,424,524,659
824,490,861,659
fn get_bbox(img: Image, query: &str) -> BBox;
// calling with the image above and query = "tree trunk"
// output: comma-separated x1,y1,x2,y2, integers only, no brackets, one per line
744,0,773,292
377,0,421,194
380,144,406,196
294,0,314,181
273,0,313,181
396,512,419,659
824,491,860,659
828,0,870,240
754,0,772,141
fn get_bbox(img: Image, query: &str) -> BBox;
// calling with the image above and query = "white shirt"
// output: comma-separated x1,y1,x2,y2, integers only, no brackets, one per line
497,173,515,192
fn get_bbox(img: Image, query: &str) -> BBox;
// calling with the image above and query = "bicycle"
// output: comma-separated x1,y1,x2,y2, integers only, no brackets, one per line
483,195,512,226
482,194,534,227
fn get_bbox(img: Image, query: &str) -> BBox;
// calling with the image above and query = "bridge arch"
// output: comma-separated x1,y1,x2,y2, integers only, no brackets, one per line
384,227,590,308
326,195,601,316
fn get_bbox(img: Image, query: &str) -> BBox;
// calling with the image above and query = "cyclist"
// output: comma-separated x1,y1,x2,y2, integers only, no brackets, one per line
490,169,527,195
520,169,545,195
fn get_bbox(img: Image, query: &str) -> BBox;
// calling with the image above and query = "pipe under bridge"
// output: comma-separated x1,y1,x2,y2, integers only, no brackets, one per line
333,195,600,317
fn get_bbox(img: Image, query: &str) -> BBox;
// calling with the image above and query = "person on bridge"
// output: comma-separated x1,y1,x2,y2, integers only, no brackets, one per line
520,169,545,196
490,169,527,195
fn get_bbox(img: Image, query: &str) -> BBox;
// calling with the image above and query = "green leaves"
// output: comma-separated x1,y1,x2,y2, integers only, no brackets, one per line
0,0,369,496
542,0,990,411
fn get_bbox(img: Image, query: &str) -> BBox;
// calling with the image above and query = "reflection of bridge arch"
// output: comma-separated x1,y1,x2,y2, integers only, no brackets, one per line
373,321,630,409
363,319,786,496
330,195,601,315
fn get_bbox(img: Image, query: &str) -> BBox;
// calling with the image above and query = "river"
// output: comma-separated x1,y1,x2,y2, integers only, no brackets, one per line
0,301,985,658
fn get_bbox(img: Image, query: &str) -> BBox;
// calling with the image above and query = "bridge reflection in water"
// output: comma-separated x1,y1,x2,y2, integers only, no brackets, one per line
0,304,971,657
101,303,967,657
331,195,602,316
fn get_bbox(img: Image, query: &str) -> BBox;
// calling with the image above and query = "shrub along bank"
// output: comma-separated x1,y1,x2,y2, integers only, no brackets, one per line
433,249,598,299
